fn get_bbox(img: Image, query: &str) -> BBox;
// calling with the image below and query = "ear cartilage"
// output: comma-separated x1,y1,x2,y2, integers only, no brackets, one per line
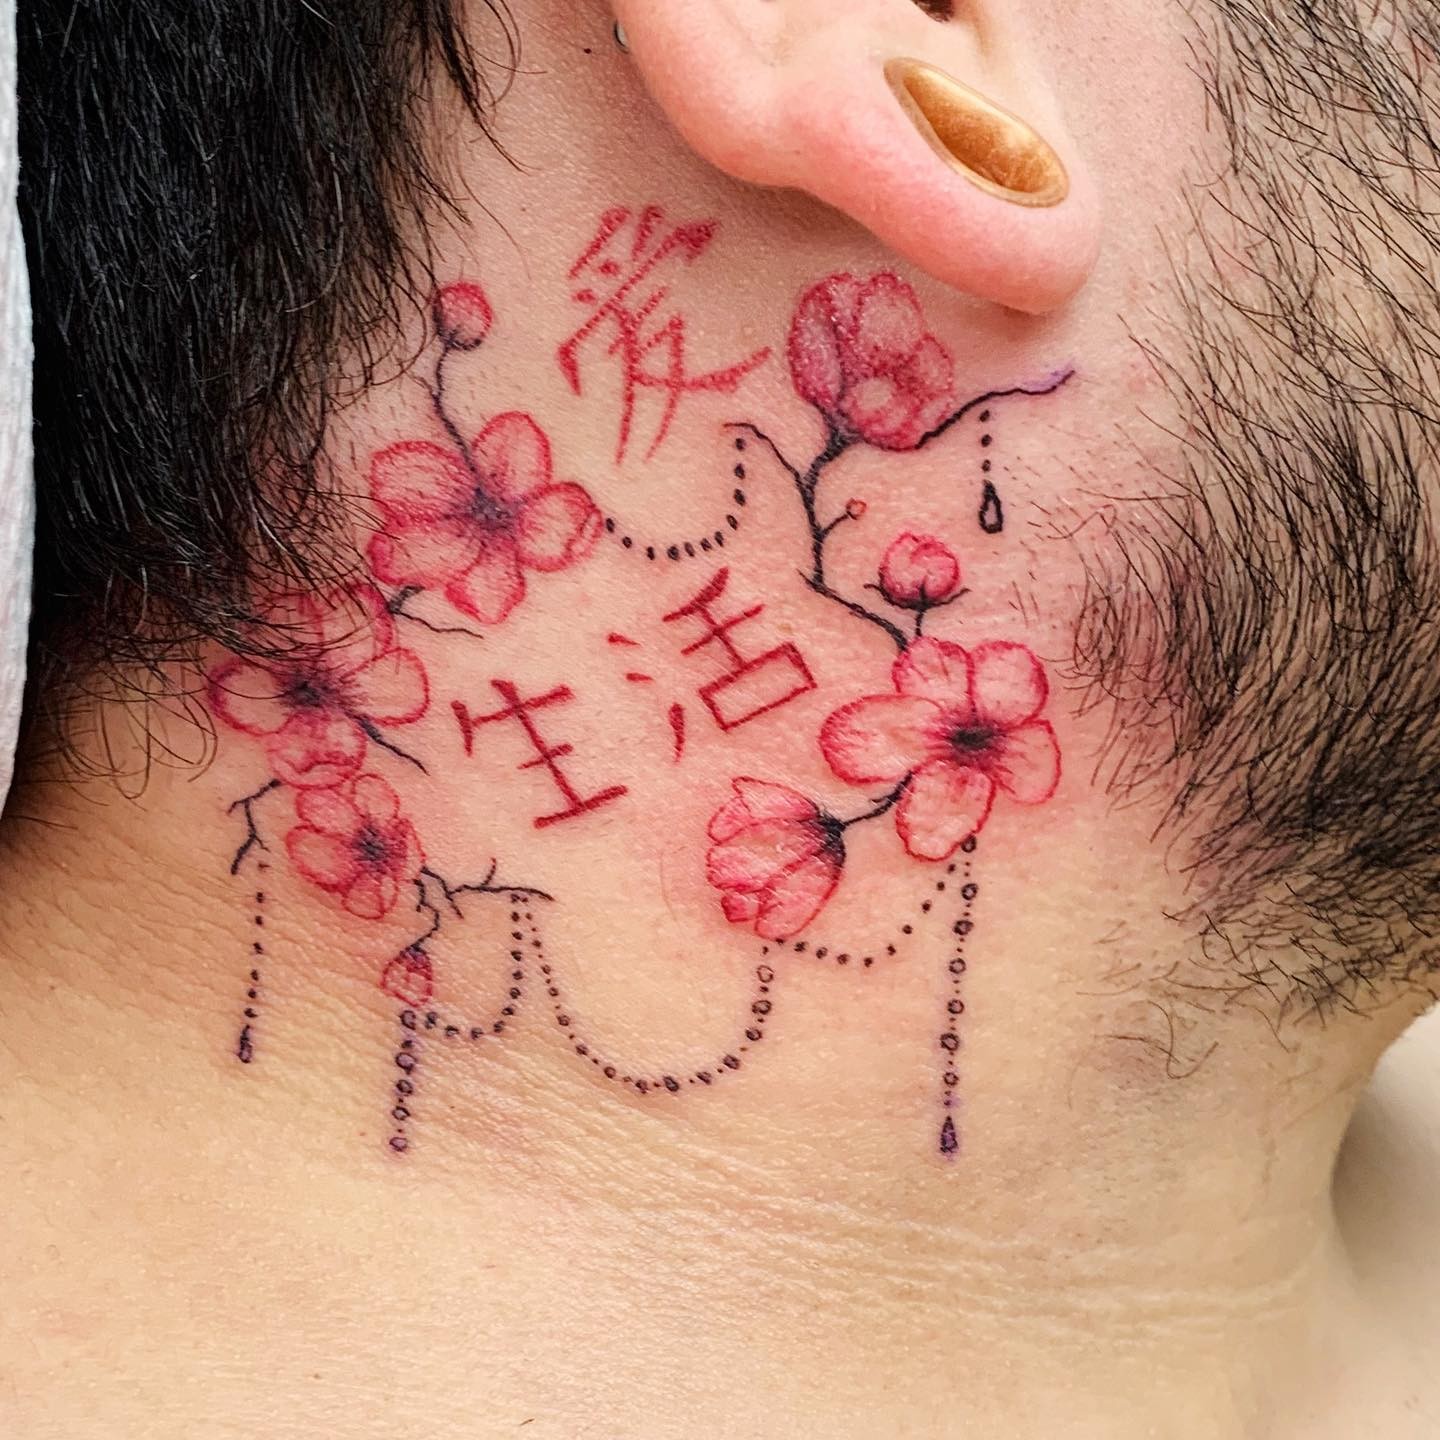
884,59,1068,208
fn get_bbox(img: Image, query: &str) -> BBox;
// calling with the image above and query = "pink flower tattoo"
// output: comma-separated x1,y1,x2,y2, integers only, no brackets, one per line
381,946,436,1006
705,779,846,940
431,281,493,352
207,584,430,788
820,638,1061,860
285,773,424,920
368,412,602,626
877,532,963,611
787,272,957,452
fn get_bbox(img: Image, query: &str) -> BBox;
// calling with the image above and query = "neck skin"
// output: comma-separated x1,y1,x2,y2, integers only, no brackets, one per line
0,6,1430,1437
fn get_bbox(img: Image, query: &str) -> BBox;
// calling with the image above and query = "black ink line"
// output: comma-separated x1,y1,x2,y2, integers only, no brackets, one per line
724,422,802,485
838,776,911,830
389,1011,419,1153
726,422,909,651
915,370,1075,451
429,346,484,481
603,451,750,562
861,581,966,637
386,585,488,640
410,862,554,950
768,859,964,970
385,893,544,1150
227,778,281,875
356,715,428,773
979,480,1004,535
728,371,1071,655
799,432,913,651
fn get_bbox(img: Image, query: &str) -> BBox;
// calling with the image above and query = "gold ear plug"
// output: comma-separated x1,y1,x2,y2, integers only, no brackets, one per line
885,58,1068,207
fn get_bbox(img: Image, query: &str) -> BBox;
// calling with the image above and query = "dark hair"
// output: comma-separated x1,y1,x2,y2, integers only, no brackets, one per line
17,0,512,743
1078,0,1440,1014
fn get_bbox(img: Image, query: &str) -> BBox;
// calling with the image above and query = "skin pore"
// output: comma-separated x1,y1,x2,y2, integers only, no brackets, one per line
3,1,1440,1436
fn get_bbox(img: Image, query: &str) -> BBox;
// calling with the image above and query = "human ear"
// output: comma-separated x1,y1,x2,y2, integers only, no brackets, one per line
610,0,1100,314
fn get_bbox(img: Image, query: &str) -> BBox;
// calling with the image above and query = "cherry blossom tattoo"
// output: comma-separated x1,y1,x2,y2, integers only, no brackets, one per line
370,282,602,628
709,271,1069,1154
206,216,1070,1163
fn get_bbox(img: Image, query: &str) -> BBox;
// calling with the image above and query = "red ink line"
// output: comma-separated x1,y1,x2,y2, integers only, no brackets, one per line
624,672,654,683
567,205,629,280
534,785,629,829
668,703,686,762
607,632,640,647
662,566,729,617
452,698,476,756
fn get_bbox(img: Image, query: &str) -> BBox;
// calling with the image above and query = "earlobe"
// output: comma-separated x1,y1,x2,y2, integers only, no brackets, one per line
611,0,1100,314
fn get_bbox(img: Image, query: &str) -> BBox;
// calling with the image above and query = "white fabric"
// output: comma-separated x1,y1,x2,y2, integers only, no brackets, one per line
0,0,31,809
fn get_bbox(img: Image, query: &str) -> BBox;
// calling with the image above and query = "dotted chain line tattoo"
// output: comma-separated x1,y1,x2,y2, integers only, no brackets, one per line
769,860,967,968
235,863,270,1064
603,457,750,561
939,837,978,1155
388,891,535,1153
976,409,1004,534
539,908,777,1094
384,894,780,1148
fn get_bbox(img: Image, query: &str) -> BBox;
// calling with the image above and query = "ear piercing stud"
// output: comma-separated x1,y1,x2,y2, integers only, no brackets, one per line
886,59,1068,207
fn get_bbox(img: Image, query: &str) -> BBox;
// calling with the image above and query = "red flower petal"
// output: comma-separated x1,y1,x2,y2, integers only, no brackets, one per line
381,950,435,1005
344,647,429,726
898,331,956,406
286,827,359,890
896,761,995,861
368,519,484,588
787,276,855,415
879,533,961,607
444,539,526,624
843,376,913,450
257,589,328,651
852,273,927,373
267,709,366,789
820,694,940,784
722,890,762,924
516,483,601,572
207,658,290,736
264,584,394,678
892,637,973,712
394,819,425,875
370,441,473,524
756,852,842,939
970,641,1048,730
707,795,753,846
294,785,362,835
345,871,399,921
994,720,1061,804
706,818,824,892
351,773,402,825
471,412,552,505
737,778,817,819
